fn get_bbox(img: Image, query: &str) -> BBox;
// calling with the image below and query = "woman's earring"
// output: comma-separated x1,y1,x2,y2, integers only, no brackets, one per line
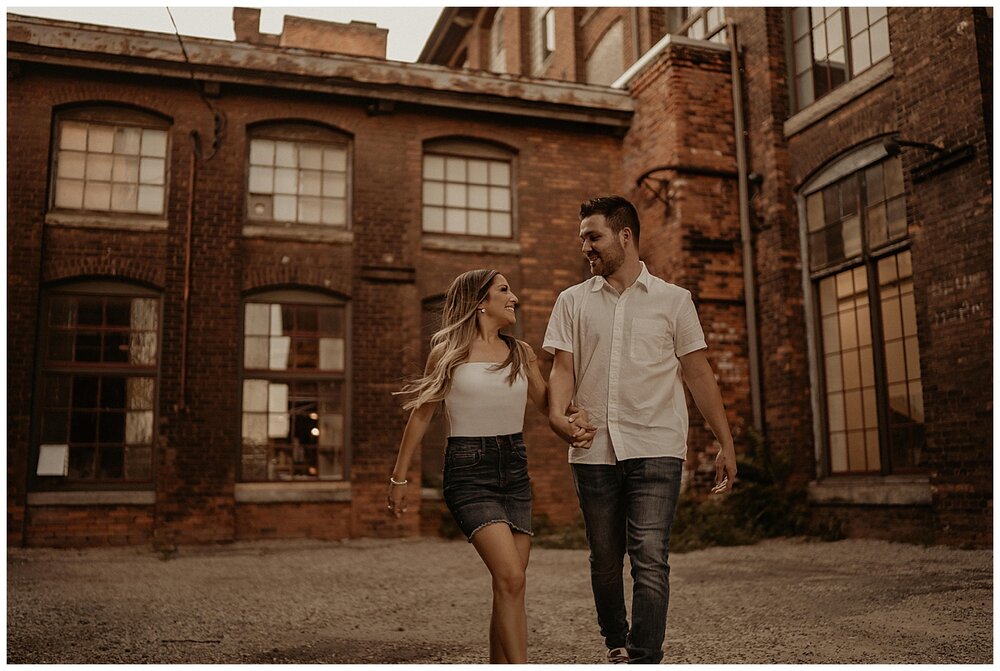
479,308,486,313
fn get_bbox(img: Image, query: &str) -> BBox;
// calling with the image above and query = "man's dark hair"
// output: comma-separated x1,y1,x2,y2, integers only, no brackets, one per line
580,195,640,248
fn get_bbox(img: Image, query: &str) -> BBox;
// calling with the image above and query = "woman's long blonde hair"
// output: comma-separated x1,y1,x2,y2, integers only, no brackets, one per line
398,269,532,410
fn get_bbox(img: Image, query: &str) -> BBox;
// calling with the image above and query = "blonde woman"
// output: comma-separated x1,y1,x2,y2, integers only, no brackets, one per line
388,268,595,663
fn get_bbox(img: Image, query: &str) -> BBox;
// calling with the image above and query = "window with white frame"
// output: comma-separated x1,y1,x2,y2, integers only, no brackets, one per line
241,291,348,482
422,140,514,238
246,124,350,228
35,283,160,485
52,110,169,216
789,7,890,111
542,8,556,59
804,150,924,475
490,9,507,73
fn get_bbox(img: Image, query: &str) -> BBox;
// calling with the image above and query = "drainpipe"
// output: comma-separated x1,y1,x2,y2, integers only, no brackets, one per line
630,7,641,63
727,19,763,432
176,131,196,412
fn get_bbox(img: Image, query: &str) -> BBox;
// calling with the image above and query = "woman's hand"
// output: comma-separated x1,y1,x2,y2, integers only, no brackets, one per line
567,404,597,449
387,480,408,518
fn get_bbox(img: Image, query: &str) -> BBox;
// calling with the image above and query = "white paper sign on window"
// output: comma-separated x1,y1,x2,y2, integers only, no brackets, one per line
37,444,69,476
268,383,289,438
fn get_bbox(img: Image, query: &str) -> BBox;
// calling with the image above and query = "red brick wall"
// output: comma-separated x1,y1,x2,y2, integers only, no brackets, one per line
26,506,154,548
888,7,992,547
7,53,623,546
236,502,352,540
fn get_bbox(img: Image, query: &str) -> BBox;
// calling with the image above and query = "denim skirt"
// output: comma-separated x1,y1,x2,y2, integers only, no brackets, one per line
442,432,533,542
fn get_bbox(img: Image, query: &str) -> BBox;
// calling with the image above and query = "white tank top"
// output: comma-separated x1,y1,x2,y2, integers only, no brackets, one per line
444,362,528,437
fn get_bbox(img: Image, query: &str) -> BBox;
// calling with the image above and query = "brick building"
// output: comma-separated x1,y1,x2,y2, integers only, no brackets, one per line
7,7,992,549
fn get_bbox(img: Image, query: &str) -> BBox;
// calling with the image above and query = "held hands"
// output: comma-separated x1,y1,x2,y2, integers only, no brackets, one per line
564,404,597,449
711,444,738,494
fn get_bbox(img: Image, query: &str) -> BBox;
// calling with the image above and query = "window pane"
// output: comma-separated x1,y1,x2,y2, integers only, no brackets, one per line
867,204,887,247
275,142,297,168
445,183,466,208
825,354,843,392
269,335,291,370
250,139,275,165
243,379,269,412
88,125,114,153
323,147,347,172
140,129,167,158
829,431,848,472
98,412,125,443
55,179,84,209
114,127,141,155
848,7,868,35
244,336,268,368
42,410,69,443
84,182,112,210
136,186,163,214
489,161,510,185
468,160,489,184
851,34,871,74
423,206,444,233
793,8,811,39
322,173,347,198
274,195,296,222
445,208,466,234
321,199,346,226
248,166,274,193
489,186,511,212
796,72,815,108
58,151,86,179
139,157,164,185
112,156,139,183
319,337,344,371
69,447,96,479
299,196,321,224
886,197,907,238
87,154,114,181
490,211,512,237
274,168,297,194
423,181,444,206
468,210,489,236
124,446,151,480
127,377,155,410
299,145,322,170
870,19,890,63
445,157,466,181
826,11,844,51
468,185,489,210
424,155,445,180
60,122,88,150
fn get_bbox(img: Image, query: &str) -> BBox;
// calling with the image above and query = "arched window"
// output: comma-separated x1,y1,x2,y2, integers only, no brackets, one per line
800,142,923,476
34,281,161,486
50,107,170,217
422,138,515,238
240,289,349,481
246,123,351,229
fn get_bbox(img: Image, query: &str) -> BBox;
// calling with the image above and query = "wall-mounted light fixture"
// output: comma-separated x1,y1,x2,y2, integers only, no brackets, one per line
882,134,976,182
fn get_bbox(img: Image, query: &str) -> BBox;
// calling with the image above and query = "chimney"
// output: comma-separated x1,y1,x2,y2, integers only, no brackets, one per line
232,7,278,46
279,15,388,59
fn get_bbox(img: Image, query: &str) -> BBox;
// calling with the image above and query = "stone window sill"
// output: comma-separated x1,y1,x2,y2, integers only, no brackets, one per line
784,57,894,138
234,481,351,503
45,211,168,233
242,223,354,244
808,474,931,506
422,235,520,255
27,490,155,506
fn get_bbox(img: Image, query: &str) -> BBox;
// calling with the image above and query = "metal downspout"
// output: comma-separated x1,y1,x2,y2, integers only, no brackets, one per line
727,19,763,432
176,132,196,412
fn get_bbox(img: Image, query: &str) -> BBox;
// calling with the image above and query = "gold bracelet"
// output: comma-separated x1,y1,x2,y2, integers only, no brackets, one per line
389,476,408,486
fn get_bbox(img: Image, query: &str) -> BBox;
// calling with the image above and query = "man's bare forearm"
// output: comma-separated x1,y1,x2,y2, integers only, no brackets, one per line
548,352,577,442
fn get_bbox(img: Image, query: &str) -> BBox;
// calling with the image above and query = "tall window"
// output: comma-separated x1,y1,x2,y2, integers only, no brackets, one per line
790,7,890,111
51,109,169,216
422,139,514,238
36,284,159,484
246,124,350,228
490,10,507,73
805,152,924,475
586,20,625,86
542,8,556,59
241,292,348,481
683,7,727,44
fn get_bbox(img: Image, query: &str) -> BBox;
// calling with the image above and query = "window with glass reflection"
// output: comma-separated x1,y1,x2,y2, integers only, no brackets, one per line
246,124,350,228
52,111,169,216
37,287,160,484
790,7,890,111
422,139,514,238
241,295,347,481
807,156,924,474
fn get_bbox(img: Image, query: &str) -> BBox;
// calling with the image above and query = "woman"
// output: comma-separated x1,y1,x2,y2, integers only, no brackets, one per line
387,269,594,663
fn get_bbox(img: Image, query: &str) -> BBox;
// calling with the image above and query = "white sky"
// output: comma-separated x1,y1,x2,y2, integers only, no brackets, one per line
6,5,447,62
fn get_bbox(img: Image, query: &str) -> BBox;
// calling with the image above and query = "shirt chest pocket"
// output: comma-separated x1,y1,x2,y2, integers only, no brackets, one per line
630,318,667,364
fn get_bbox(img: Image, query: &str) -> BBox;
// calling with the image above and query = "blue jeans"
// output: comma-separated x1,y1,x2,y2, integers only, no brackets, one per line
571,457,683,664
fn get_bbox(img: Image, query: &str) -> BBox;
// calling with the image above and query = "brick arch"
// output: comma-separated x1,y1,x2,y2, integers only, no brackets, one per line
422,134,519,156
245,117,354,140
42,259,164,290
242,266,351,300
796,132,898,192
52,99,173,126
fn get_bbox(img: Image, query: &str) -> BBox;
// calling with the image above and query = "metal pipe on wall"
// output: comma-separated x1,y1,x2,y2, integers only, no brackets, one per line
727,19,763,432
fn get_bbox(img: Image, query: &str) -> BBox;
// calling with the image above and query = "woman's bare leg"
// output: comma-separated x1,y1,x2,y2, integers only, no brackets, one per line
472,523,529,663
487,529,531,662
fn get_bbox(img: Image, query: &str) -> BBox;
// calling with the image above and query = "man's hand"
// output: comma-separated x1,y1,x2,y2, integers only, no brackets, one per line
711,444,737,494
567,404,596,449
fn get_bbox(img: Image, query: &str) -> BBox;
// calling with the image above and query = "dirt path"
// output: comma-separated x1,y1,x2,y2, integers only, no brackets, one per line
6,537,992,664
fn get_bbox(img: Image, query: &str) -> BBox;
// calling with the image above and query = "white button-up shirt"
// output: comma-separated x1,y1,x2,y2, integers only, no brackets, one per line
543,262,707,464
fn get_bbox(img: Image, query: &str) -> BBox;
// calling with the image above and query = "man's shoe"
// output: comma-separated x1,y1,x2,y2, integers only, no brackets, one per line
607,647,630,664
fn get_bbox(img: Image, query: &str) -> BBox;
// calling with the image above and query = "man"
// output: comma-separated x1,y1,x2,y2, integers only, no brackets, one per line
544,195,737,664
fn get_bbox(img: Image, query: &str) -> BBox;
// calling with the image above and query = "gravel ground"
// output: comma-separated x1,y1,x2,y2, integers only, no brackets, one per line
6,536,992,664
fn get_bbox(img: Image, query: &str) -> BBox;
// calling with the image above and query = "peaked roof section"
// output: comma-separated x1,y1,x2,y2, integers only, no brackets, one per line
7,13,633,130
417,7,479,65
